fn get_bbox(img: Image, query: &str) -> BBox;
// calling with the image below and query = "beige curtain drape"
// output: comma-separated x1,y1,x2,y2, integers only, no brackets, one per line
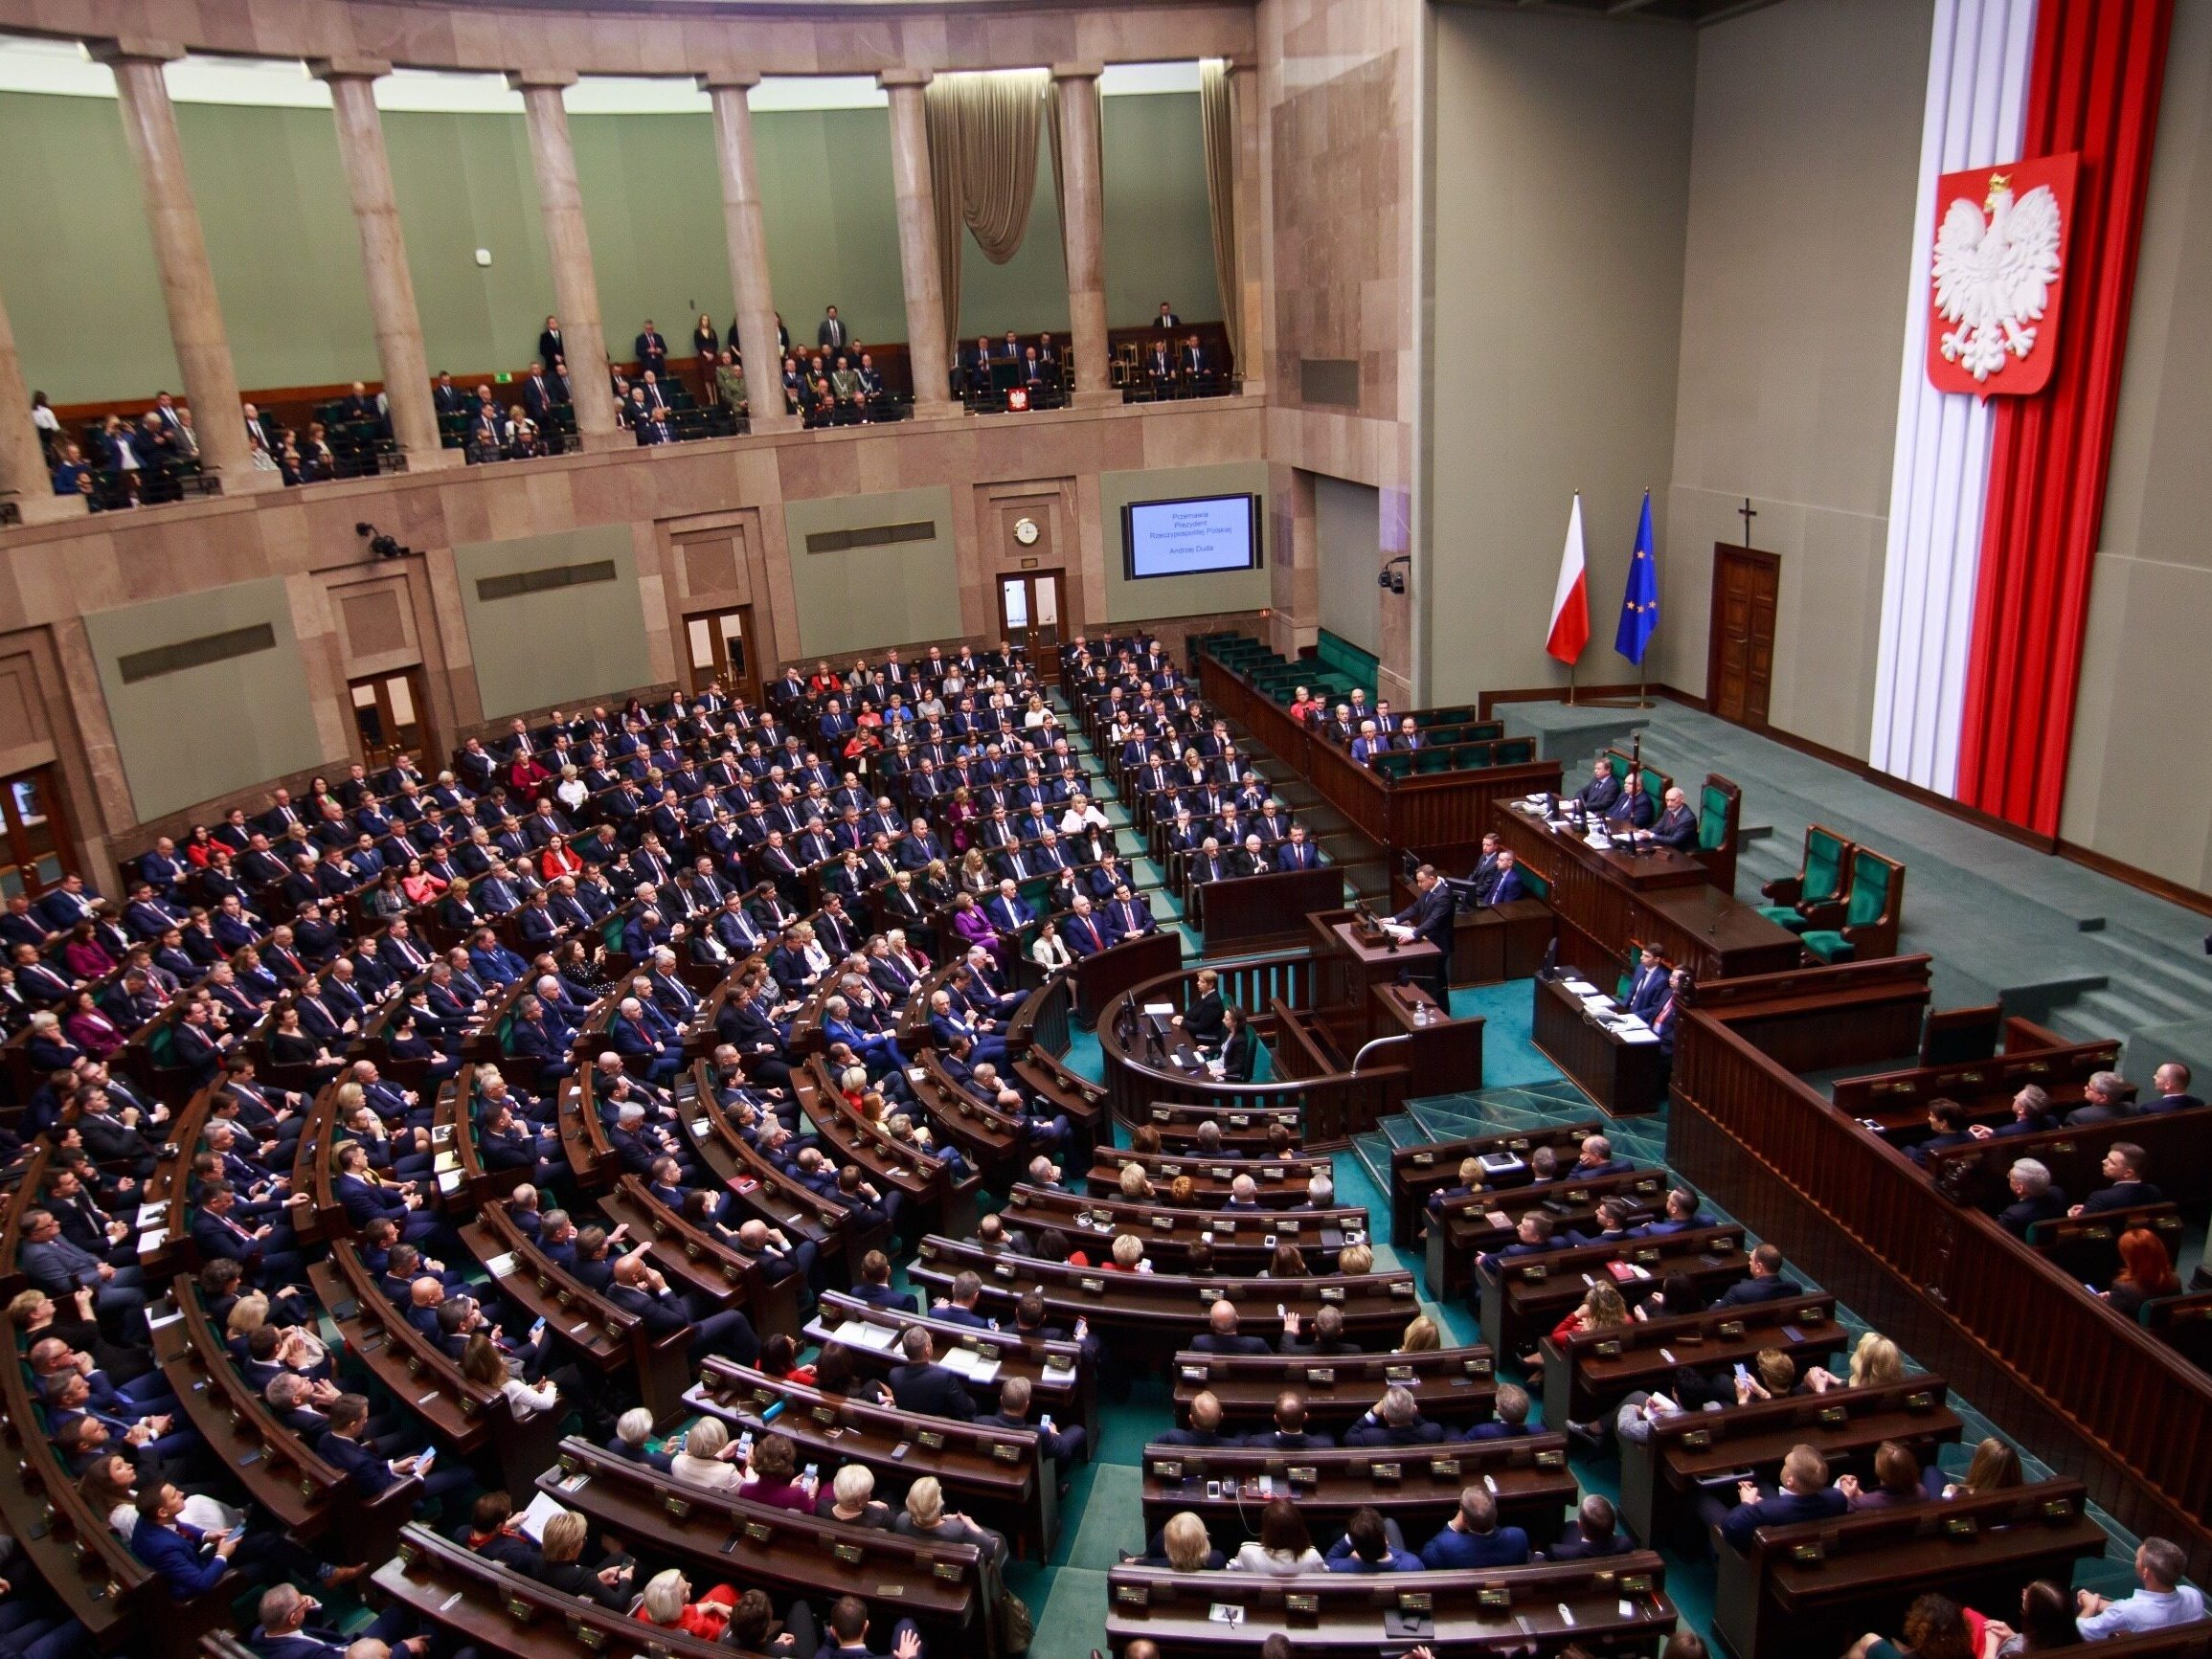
926,69,1050,351
1200,58,1243,370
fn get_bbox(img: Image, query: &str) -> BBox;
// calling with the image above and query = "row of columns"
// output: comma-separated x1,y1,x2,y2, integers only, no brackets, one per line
0,47,1261,525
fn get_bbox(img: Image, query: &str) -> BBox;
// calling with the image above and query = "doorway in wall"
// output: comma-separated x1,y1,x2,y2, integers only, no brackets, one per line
1706,544,1779,730
683,606,760,705
997,571,1066,654
350,669,432,770
0,766,75,899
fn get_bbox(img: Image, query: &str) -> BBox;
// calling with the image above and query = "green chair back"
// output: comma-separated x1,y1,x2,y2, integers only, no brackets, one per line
1699,783,1731,852
1518,867,1549,902
1250,1039,1275,1085
1847,854,1898,926
1414,748,1455,774
1804,828,1849,903
1497,739,1535,766
148,1023,175,1067
602,917,627,953
1372,752,1413,781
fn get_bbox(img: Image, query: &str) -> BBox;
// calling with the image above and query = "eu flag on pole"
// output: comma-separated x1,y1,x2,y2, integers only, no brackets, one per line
1614,490,1659,666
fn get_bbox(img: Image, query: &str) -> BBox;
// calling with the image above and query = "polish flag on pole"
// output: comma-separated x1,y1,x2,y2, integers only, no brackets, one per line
1545,493,1591,663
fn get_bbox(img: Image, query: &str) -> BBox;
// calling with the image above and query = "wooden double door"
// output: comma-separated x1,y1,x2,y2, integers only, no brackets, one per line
1706,543,1778,729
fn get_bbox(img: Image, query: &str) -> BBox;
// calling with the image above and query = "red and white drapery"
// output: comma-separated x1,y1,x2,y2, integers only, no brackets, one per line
1869,0,2173,838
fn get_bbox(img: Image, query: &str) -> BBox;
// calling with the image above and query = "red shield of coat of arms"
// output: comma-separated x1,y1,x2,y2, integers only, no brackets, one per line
1927,152,2079,397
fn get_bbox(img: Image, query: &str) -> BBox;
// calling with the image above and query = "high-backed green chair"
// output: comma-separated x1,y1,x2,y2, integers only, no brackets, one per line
1801,849,1904,963
1371,751,1414,781
1696,774,1741,895
1414,747,1456,774
1758,825,1854,933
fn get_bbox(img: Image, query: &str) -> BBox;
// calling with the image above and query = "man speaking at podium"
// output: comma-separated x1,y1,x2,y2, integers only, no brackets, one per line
1391,864,1456,998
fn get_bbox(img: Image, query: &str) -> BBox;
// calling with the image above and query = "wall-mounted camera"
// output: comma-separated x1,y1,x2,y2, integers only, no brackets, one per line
1377,554,1410,594
355,521,411,561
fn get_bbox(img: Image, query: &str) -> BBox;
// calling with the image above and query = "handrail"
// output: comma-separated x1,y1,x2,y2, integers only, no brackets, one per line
1351,1033,1412,1072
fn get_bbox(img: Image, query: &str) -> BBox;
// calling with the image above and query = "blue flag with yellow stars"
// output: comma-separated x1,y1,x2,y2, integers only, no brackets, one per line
1614,490,1659,667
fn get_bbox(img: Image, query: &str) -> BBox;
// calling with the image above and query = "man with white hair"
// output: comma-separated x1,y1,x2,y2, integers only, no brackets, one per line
1223,1174,1262,1213
1647,786,1700,852
609,995,682,1083
251,1581,425,1658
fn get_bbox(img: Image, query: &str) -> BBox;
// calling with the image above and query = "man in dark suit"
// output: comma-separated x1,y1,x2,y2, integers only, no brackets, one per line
1608,772,1658,831
2070,1142,2163,1217
1709,1243,1798,1307
634,320,668,376
432,372,469,416
1625,947,1670,1019
1573,756,1621,816
537,316,564,372
1245,1391,1333,1450
818,306,848,351
1344,1385,1447,1446
1482,850,1527,908
1154,301,1182,329
1546,1494,1636,1560
1390,863,1456,996
521,361,558,420
886,1328,977,1420
2141,1063,2201,1114
1998,1157,2067,1234
1274,824,1320,872
1904,1098,1976,1166
1713,1444,1849,1549
1189,1300,1271,1356
1646,787,1701,852
1417,1487,1529,1569
978,1375,1086,1483
1156,1390,1241,1448
2065,1070,2135,1126
848,1250,916,1312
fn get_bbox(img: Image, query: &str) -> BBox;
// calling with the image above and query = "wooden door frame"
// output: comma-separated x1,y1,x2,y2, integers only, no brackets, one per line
995,568,1069,652
1705,542,1781,731
682,604,761,706
0,764,78,899
350,667,435,771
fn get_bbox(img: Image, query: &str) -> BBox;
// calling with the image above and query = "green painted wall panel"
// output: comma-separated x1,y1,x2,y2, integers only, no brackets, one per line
782,485,962,657
756,108,908,353
382,110,556,380
178,102,378,392
0,92,177,403
453,526,653,719
573,112,733,370
1103,93,1221,327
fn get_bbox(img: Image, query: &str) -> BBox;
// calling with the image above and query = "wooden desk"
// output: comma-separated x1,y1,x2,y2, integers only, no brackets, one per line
1104,1556,1675,1659
1171,1344,1496,1431
1476,1223,1749,1355
1425,1166,1667,1299
1493,802,1803,982
1531,974,1668,1117
1139,1435,1576,1546
1540,1293,1844,1431
1618,1376,1959,1550
1197,864,1343,955
1388,1118,1607,1245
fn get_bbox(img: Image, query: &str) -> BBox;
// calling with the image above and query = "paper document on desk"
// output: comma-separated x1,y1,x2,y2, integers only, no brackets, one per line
1040,1360,1079,1384
1142,1003,1176,1017
1580,996,1615,1015
937,1346,1001,1385
833,1319,900,1351
1610,1014,1649,1032
1384,924,1416,943
1617,1028,1660,1044
1561,980,1598,996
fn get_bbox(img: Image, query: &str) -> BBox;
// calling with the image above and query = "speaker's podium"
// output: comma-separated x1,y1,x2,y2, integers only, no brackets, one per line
1269,908,1481,1098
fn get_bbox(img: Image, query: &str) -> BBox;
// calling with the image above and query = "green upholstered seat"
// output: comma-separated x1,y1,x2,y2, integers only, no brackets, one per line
1250,1040,1275,1084
1371,751,1413,781
1699,783,1731,852
1803,828,1849,902
1800,929,1854,963
1757,903,1812,931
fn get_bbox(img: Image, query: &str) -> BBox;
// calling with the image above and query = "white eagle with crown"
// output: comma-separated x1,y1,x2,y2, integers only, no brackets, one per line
1931,170,2065,384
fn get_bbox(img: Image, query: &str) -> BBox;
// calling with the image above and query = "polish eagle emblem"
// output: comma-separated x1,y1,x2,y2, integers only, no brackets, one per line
1926,154,2077,397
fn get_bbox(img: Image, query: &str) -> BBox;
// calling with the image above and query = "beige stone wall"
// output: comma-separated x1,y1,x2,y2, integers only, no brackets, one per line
1656,0,1932,758
0,397,1267,886
1422,7,1696,706
2060,0,2212,893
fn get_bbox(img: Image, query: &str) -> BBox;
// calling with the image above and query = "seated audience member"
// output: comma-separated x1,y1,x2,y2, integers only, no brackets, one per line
2069,1143,2162,1217
2139,1061,2201,1114
2071,1537,2205,1639
1157,1391,1240,1449
2064,1070,2133,1126
1137,1510,1222,1574
1418,1486,1529,1569
1546,1493,1635,1558
1228,1497,1322,1575
1835,1442,1926,1512
1843,1593,1977,1659
1998,1158,2067,1235
1344,1384,1445,1446
1710,1243,1797,1306
1711,1444,1848,1549
1324,1506,1422,1573
1190,1299,1269,1356
1969,1085,2061,1140
892,1474,1004,1566
2104,1226,2181,1320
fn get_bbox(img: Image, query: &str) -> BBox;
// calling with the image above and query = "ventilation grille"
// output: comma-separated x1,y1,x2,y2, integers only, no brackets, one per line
475,560,619,602
117,622,277,684
1299,359,1361,408
804,521,937,555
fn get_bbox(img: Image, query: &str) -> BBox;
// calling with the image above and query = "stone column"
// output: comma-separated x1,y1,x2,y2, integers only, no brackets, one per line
508,70,621,450
91,39,276,494
1051,64,1115,409
1229,58,1267,395
699,72,797,435
0,281,81,524
879,70,956,419
311,57,455,470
